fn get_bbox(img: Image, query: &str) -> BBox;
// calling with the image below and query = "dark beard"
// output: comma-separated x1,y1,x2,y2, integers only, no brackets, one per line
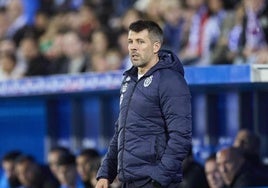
8,176,21,188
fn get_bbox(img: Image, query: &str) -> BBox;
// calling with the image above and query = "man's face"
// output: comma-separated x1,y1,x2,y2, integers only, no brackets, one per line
2,160,20,186
76,155,91,181
15,162,35,187
2,161,14,178
48,152,60,177
205,159,224,188
57,165,76,186
128,29,155,68
216,150,237,185
233,131,249,151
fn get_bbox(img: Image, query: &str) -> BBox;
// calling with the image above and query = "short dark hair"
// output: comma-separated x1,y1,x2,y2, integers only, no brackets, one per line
78,148,100,159
1,150,22,162
49,146,70,155
57,153,76,166
205,153,216,163
15,154,35,164
129,20,163,44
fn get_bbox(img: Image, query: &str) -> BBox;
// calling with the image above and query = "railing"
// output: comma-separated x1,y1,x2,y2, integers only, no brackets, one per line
0,64,268,163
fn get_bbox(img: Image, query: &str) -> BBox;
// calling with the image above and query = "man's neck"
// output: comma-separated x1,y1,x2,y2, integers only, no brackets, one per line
138,55,159,75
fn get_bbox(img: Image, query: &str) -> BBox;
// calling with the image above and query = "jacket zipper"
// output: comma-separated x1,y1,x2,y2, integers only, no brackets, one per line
121,79,138,180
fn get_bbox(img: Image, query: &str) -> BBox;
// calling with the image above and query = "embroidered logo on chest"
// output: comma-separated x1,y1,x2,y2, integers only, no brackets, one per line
144,75,153,87
121,76,131,93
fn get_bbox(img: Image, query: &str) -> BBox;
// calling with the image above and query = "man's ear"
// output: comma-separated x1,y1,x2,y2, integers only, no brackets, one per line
153,41,161,53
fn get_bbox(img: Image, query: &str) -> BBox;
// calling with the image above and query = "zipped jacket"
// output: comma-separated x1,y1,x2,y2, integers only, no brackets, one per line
97,49,192,187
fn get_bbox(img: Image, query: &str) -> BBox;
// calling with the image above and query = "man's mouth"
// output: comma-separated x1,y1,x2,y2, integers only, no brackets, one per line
131,53,139,58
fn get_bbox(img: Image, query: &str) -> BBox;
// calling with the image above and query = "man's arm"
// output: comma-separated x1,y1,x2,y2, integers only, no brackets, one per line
96,121,119,184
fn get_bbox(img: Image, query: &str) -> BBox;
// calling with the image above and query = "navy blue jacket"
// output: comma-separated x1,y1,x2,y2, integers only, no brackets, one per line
97,50,192,187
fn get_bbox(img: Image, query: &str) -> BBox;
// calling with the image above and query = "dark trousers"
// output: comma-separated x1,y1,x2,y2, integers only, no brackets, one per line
121,179,180,188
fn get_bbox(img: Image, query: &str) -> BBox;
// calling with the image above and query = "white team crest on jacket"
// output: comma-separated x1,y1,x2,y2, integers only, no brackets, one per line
144,75,153,87
120,94,123,105
121,83,128,93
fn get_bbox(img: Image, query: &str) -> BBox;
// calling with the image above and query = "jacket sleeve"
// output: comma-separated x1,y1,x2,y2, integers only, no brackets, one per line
96,121,119,183
151,71,192,186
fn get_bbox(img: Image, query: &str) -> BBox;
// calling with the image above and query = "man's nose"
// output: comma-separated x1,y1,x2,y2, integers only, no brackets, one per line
129,43,137,50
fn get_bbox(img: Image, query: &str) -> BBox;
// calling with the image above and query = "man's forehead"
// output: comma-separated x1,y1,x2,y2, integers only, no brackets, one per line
128,30,149,39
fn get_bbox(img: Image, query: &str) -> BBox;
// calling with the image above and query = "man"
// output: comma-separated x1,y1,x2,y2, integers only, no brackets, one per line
233,129,261,165
15,154,58,188
56,153,84,188
0,150,22,188
216,147,268,187
76,148,100,188
47,146,71,180
204,153,225,188
233,129,268,181
96,20,192,188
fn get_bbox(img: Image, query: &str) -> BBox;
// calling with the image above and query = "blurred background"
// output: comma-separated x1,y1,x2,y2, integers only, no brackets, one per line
0,0,268,187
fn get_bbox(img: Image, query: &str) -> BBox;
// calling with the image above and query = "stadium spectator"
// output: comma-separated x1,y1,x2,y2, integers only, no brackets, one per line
0,150,22,188
118,8,143,32
15,154,58,188
209,4,237,64
0,38,25,78
56,153,84,188
201,0,233,65
0,7,8,40
87,28,110,72
179,0,209,65
0,37,16,56
134,0,164,27
105,48,123,71
216,146,268,187
13,9,49,47
5,0,27,39
205,153,226,188
116,29,132,70
76,148,100,188
179,150,209,188
89,52,109,73
18,36,50,77
38,14,67,69
233,129,261,163
58,30,89,74
43,30,68,75
229,0,268,64
233,129,268,176
161,0,185,55
77,2,100,41
47,146,71,183
0,52,19,80
88,28,110,57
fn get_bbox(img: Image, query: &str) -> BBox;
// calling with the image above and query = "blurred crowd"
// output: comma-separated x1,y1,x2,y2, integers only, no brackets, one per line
0,0,268,81
170,129,268,188
0,147,121,188
1,129,268,188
